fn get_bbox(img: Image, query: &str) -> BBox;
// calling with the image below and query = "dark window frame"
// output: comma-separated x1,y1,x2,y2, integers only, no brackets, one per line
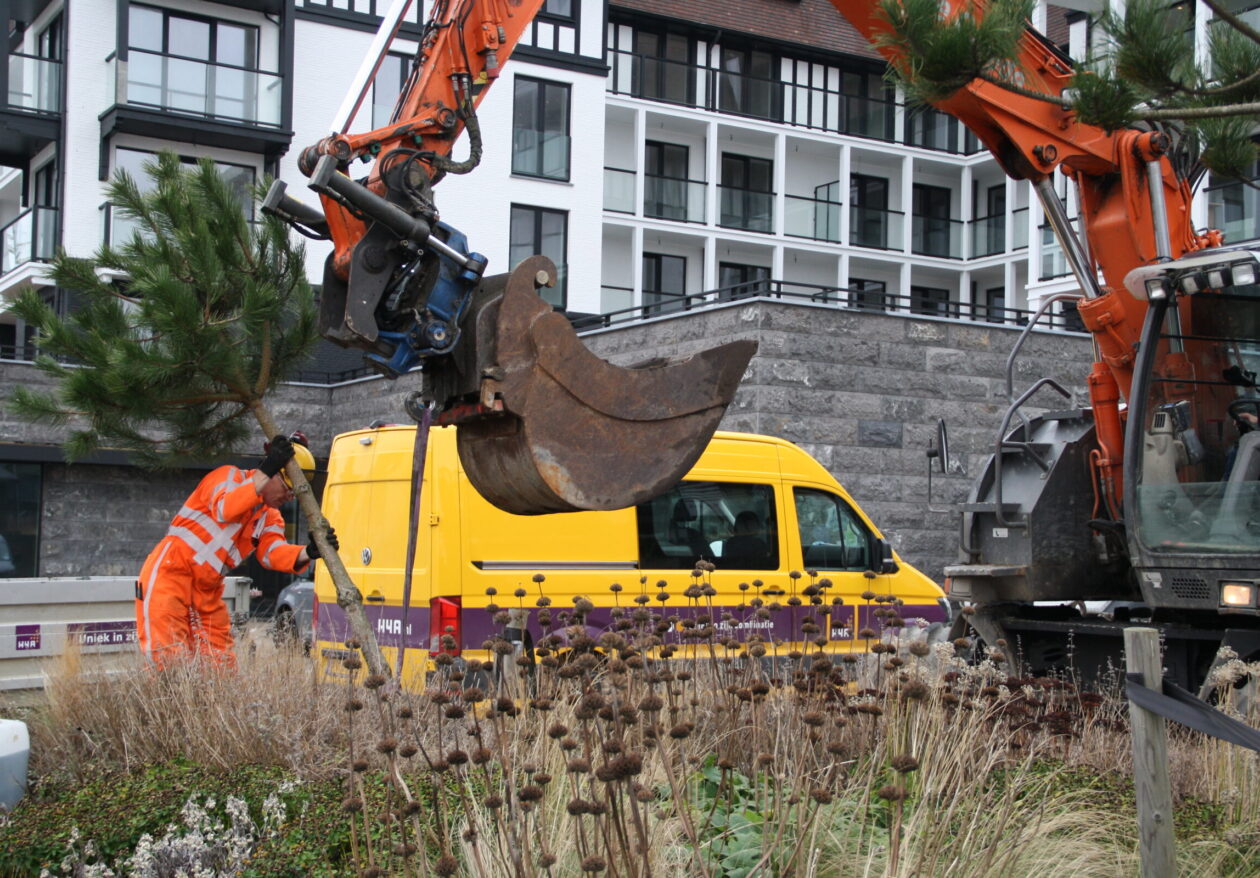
511,76,571,181
793,486,872,572
642,252,687,315
636,480,780,571
128,3,260,71
509,204,568,309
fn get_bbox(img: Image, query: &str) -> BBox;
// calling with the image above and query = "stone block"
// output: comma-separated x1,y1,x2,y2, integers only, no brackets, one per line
858,420,903,448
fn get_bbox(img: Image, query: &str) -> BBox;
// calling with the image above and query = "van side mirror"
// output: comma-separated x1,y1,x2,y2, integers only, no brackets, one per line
873,536,899,575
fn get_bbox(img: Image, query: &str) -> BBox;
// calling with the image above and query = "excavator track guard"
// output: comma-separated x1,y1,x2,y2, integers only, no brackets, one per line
429,256,757,514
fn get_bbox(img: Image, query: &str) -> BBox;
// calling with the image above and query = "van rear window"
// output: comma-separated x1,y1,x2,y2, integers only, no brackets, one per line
636,482,778,570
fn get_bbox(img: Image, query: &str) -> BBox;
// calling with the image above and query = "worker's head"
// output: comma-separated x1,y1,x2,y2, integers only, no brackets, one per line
262,431,316,489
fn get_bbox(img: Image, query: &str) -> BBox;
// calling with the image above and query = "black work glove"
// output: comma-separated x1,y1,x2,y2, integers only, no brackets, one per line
306,526,339,560
259,435,294,478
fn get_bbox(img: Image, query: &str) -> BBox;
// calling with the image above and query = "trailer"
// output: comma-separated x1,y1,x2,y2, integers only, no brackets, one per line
0,576,251,691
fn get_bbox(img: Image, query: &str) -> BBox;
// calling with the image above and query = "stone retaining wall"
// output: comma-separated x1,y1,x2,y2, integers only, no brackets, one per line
0,299,1094,581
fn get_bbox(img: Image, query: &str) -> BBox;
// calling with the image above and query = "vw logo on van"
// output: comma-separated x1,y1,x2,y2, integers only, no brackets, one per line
361,547,372,566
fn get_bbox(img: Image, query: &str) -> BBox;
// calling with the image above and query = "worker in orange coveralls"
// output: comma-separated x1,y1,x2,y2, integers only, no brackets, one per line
135,433,339,668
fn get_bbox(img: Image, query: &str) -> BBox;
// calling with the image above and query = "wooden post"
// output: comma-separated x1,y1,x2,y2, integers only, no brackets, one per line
1124,627,1177,877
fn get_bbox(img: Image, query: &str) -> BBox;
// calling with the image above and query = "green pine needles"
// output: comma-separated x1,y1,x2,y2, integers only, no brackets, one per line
875,0,1260,181
9,151,319,466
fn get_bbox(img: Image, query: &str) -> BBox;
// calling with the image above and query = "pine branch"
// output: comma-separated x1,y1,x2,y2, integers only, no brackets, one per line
1201,0,1260,47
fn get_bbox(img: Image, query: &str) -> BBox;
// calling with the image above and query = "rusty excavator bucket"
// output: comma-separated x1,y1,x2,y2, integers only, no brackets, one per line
426,256,757,514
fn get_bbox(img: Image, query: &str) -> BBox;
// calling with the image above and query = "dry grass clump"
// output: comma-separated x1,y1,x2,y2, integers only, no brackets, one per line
17,574,1260,876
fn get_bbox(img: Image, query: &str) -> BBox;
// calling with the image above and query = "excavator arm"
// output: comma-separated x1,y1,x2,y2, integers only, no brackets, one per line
827,0,1225,513
264,0,755,514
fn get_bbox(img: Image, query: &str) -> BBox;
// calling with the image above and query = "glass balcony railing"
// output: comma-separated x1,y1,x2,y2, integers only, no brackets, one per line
600,284,634,313
604,167,636,214
511,129,570,180
1012,207,1029,250
905,108,957,152
850,205,904,250
1,206,58,276
7,53,61,114
1039,223,1072,280
970,214,1006,257
645,174,707,223
719,186,774,233
784,194,842,242
912,215,963,258
1207,178,1260,244
117,49,283,126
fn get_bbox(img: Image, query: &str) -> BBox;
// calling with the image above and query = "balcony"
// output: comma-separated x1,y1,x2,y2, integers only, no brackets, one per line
912,215,963,258
1012,208,1029,250
1039,223,1072,280
0,54,61,166
102,49,291,161
607,48,912,147
970,214,1005,257
784,194,842,243
645,174,707,224
604,167,635,214
850,205,904,250
719,186,774,233
0,206,57,277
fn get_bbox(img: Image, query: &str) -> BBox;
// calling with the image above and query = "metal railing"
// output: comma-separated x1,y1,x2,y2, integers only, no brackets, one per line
604,167,635,214
718,185,774,232
912,215,963,258
645,174,707,223
115,49,283,127
7,53,61,114
569,278,1084,333
0,206,58,276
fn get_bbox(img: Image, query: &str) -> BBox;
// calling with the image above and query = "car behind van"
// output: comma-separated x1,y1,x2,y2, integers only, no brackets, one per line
312,426,947,682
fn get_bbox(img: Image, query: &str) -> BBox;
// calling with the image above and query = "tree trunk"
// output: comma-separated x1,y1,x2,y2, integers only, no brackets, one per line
251,402,390,678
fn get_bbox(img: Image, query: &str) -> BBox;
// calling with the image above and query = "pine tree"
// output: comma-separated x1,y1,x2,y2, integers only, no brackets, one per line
876,0,1260,180
8,151,389,677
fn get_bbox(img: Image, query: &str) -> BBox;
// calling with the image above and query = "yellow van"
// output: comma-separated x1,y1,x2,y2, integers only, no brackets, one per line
311,426,947,682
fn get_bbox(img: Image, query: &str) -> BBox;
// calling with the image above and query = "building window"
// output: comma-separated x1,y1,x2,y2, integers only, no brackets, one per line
718,262,770,299
642,252,687,316
982,287,1006,323
540,0,575,20
631,30,692,105
849,278,887,312
512,77,570,181
720,154,774,232
644,141,691,221
509,205,567,308
0,462,41,578
912,183,954,257
718,46,781,121
911,285,950,317
850,174,890,249
108,149,255,245
371,53,411,128
126,4,269,125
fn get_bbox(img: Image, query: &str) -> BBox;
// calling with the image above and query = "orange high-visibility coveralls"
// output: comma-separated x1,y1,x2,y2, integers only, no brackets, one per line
136,465,308,667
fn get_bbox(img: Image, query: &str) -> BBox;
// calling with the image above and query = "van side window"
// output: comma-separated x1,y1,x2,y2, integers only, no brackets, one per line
636,482,778,570
794,488,870,570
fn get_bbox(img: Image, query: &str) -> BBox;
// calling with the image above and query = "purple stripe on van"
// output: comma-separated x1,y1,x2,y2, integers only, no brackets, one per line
315,600,947,652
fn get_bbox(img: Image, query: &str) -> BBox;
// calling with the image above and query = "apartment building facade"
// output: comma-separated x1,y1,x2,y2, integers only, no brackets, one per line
0,0,1248,582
